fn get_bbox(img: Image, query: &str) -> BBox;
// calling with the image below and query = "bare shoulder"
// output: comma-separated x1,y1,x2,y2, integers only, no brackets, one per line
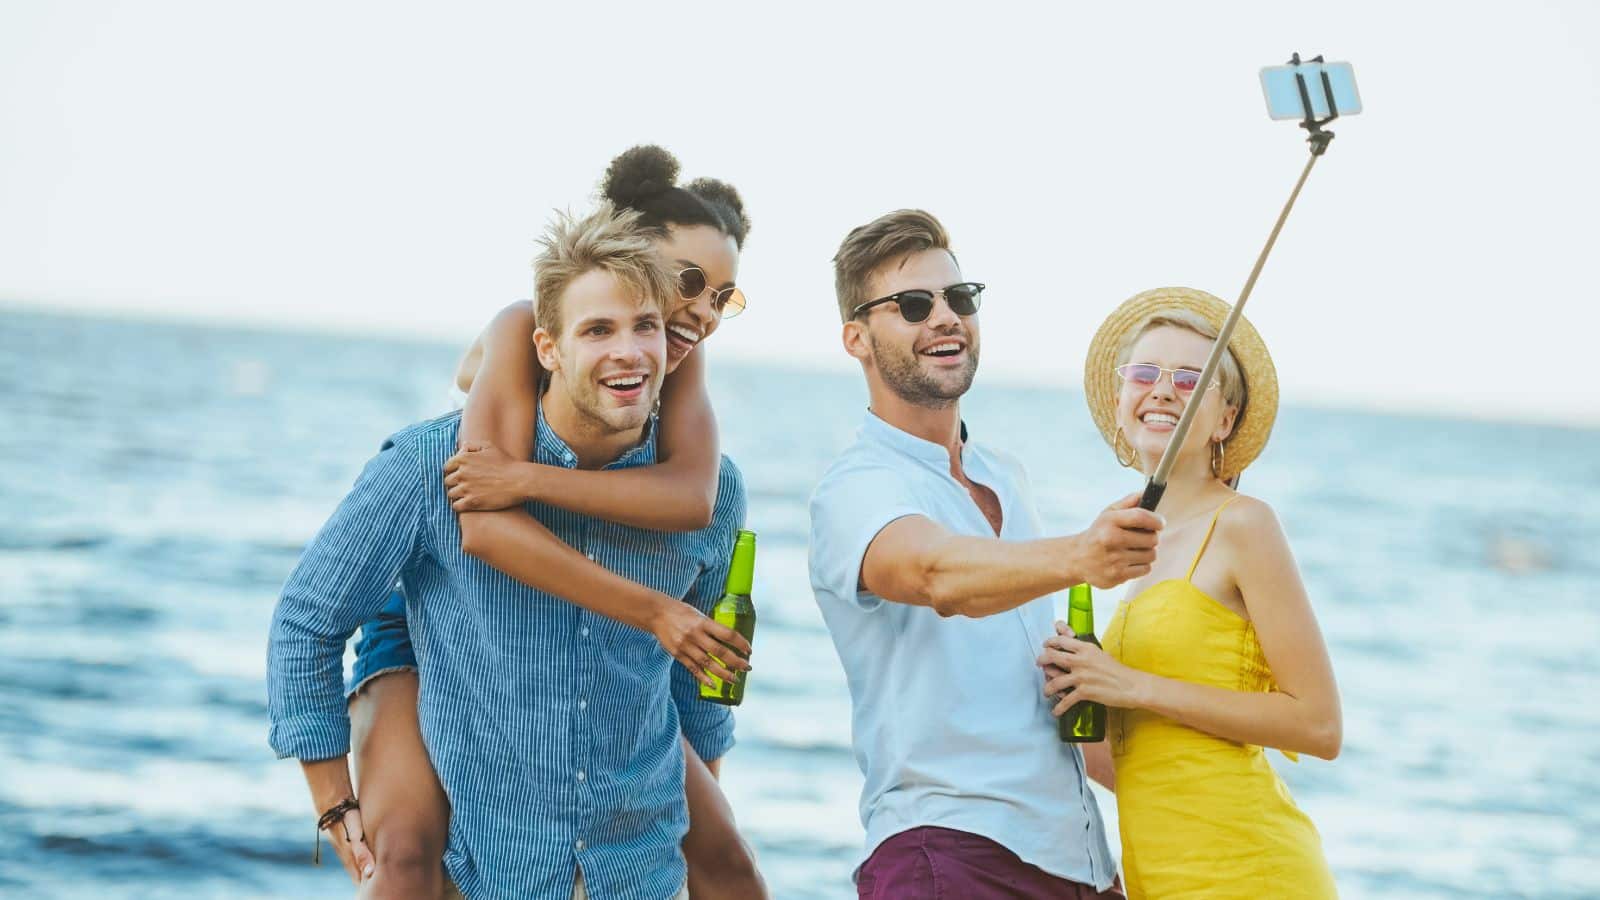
488,300,535,333
463,300,534,355
1221,493,1282,536
1216,493,1306,606
1215,492,1293,562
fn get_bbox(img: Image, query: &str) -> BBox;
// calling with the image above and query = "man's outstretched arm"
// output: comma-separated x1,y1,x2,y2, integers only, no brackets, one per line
860,493,1164,618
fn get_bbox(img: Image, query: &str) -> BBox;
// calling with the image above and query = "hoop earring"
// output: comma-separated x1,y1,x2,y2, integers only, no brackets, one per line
1114,427,1138,468
1211,440,1226,479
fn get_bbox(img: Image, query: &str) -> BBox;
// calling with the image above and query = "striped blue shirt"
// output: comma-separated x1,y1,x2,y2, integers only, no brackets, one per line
267,405,744,900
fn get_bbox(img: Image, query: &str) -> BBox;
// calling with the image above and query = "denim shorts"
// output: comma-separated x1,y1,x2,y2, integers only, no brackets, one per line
347,589,418,699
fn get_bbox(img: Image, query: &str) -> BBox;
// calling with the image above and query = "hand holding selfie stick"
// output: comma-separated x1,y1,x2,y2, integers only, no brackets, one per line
1138,54,1354,513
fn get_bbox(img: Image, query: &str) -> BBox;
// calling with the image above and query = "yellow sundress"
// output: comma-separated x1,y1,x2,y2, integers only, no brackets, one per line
1101,498,1336,898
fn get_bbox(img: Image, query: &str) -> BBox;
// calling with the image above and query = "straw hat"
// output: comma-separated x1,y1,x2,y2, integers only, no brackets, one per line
1083,286,1278,481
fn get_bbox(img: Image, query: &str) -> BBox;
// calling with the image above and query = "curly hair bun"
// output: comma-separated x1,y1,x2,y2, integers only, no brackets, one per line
602,145,681,209
685,177,744,215
686,177,751,240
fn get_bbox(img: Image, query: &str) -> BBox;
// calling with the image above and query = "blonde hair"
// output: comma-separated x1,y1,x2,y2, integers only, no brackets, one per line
1117,309,1248,433
533,203,676,336
831,209,954,323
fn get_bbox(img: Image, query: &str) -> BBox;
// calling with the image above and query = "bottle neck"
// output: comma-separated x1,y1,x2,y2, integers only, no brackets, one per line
1067,583,1094,635
725,531,756,595
1067,604,1095,636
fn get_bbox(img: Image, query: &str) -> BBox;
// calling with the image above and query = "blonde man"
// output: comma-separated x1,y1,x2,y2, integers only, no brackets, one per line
268,203,744,899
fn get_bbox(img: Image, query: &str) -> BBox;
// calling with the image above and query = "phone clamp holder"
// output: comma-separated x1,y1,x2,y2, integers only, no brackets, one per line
1288,52,1339,156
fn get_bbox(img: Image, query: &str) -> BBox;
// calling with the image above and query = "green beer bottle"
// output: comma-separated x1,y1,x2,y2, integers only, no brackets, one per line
1058,583,1107,743
699,529,757,706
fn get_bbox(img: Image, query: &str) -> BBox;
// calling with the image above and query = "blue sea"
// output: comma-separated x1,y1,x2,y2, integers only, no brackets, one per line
1,307,1596,898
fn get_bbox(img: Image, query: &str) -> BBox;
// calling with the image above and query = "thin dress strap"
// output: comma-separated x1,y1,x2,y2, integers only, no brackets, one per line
1185,496,1241,581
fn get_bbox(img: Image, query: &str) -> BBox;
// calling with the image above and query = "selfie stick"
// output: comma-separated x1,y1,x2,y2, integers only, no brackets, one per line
1138,53,1342,513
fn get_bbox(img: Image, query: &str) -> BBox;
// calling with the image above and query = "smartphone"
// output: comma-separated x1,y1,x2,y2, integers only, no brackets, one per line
1259,61,1362,120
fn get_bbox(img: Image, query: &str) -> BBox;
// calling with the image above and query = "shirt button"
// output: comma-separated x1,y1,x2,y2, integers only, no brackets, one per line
576,770,586,782
585,551,595,560
580,627,590,637
578,699,587,710
574,839,585,852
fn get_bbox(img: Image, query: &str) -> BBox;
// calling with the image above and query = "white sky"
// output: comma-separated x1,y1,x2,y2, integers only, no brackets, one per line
3,0,1597,424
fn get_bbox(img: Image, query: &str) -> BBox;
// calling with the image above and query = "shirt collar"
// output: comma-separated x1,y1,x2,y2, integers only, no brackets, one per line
535,393,657,471
859,409,972,468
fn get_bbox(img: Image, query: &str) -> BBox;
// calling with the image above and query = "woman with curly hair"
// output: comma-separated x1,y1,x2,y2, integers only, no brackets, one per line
335,146,766,900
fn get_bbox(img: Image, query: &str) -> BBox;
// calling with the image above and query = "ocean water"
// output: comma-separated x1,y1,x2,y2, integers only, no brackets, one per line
1,307,1596,899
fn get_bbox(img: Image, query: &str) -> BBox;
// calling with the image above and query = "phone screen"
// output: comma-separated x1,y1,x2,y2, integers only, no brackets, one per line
1259,61,1362,120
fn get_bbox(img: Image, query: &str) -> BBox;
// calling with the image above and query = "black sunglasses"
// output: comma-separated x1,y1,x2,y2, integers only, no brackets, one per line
851,282,985,323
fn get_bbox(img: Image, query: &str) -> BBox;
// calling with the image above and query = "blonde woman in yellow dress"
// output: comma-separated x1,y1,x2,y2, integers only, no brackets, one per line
1037,287,1342,898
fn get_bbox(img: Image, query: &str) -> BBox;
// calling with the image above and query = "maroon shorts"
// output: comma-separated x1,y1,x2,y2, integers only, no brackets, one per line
857,826,1123,900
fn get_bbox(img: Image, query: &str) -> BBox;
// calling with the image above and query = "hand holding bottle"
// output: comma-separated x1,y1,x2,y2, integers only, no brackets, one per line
652,600,751,689
1040,619,1150,712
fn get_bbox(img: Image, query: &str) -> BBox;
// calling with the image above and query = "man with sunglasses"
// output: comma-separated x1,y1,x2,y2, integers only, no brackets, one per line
808,209,1164,898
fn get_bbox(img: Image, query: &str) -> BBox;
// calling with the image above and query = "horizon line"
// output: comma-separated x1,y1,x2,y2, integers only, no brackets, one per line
7,298,1597,434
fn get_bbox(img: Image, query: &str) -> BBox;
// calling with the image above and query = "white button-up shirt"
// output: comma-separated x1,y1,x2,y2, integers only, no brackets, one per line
809,411,1116,889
